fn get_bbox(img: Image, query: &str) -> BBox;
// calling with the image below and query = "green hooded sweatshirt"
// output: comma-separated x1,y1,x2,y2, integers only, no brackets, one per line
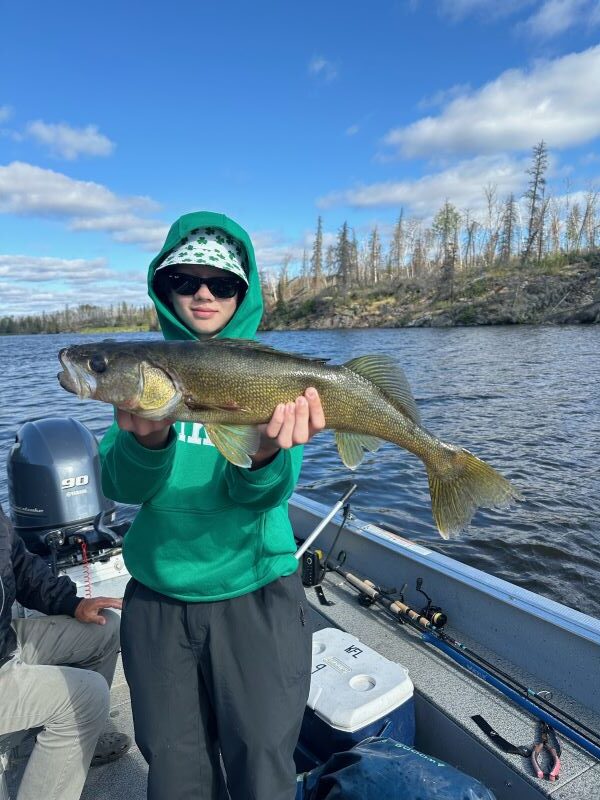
99,211,303,601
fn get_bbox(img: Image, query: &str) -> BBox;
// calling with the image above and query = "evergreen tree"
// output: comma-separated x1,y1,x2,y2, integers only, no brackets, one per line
335,221,352,289
499,194,519,263
522,140,549,262
433,201,461,299
324,244,337,277
310,216,323,290
388,211,405,276
366,225,382,284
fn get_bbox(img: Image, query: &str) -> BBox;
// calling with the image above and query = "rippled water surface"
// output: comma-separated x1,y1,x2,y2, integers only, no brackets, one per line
1,327,598,618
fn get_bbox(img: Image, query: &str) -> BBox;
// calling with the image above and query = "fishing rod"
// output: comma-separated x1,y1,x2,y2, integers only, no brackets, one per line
294,484,357,560
331,562,600,762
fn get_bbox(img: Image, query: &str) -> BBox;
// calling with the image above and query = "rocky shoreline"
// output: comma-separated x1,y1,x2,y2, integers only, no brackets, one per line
262,256,600,330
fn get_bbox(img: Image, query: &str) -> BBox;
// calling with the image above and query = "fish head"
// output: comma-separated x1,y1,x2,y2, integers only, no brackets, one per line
57,342,181,419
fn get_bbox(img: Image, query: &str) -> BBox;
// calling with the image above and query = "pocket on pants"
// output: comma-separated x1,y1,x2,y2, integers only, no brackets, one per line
264,572,313,685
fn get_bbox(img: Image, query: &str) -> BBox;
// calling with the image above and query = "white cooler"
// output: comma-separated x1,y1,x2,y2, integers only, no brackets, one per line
295,627,415,770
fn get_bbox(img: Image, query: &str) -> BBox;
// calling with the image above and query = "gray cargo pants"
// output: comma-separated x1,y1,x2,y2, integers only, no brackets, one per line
121,571,312,800
0,610,120,800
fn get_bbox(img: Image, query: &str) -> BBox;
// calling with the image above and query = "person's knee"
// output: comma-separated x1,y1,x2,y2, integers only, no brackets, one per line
76,669,110,725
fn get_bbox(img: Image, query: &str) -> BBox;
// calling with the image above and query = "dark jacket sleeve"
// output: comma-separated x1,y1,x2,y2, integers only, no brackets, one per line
11,529,81,618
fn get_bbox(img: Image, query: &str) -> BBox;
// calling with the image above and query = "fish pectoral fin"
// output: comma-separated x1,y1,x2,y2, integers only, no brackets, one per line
204,424,261,468
137,362,182,420
335,432,384,470
344,355,421,426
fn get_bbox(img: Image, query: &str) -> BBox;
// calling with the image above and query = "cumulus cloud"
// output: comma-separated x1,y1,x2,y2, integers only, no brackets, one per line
434,0,598,37
308,56,338,82
384,45,600,157
318,154,530,217
0,253,150,316
0,161,166,250
0,106,13,123
435,0,534,22
520,0,590,38
0,254,112,283
25,121,115,160
250,230,305,268
0,283,151,317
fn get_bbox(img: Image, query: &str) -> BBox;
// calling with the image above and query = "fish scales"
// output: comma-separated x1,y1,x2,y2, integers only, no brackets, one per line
57,338,522,538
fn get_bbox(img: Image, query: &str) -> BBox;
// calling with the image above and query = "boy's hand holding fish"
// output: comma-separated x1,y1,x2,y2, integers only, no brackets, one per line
252,386,326,467
115,386,326,466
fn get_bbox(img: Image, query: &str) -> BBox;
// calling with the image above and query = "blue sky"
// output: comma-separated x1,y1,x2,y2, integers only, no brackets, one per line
1,0,599,316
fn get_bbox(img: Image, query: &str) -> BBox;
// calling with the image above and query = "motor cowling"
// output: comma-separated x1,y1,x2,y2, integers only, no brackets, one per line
7,416,121,559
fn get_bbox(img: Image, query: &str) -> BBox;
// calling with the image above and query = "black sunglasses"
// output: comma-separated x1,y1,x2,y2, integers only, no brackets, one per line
165,272,243,299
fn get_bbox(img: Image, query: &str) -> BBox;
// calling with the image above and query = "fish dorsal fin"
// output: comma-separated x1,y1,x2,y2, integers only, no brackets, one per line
213,338,329,365
204,423,261,468
343,355,421,426
335,432,384,470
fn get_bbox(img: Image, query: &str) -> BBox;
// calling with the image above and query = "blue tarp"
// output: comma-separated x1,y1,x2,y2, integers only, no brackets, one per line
296,736,496,800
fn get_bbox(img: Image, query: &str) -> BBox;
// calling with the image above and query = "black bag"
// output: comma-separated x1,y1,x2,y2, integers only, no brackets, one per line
298,736,496,800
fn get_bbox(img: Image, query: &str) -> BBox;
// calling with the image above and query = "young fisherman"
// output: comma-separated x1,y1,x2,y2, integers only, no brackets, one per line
100,212,325,800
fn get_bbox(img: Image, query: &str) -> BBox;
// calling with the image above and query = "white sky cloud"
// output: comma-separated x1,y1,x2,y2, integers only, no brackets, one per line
384,45,600,157
0,283,151,317
436,0,534,22
0,106,13,123
0,254,150,316
417,83,472,110
318,154,530,217
25,121,115,160
308,56,338,82
521,0,595,38
0,254,112,283
251,230,305,268
0,161,166,250
434,0,598,37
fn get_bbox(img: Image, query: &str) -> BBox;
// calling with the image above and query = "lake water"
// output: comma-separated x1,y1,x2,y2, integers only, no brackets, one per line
0,327,598,619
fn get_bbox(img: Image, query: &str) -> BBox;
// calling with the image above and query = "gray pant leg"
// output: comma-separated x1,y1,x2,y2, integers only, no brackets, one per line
12,610,121,687
120,579,227,800
196,572,312,800
0,659,108,800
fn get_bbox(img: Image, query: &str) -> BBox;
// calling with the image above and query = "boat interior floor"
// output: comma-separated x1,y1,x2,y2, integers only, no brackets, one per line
5,576,600,800
309,571,600,800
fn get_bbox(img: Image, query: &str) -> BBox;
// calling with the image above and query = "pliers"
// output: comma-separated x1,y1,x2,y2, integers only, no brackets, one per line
531,720,561,781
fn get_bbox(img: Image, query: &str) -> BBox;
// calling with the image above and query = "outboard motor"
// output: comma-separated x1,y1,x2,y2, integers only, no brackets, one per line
7,417,127,571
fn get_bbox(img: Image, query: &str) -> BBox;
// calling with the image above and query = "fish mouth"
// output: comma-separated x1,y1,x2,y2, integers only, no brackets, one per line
57,349,97,399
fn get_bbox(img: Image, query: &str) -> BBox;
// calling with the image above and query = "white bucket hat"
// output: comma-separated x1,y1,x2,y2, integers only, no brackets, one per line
157,227,248,284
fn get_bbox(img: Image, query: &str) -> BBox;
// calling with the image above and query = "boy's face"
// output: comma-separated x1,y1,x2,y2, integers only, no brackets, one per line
167,264,242,337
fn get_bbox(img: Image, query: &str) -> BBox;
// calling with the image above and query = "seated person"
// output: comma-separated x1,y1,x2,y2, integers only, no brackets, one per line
0,503,131,800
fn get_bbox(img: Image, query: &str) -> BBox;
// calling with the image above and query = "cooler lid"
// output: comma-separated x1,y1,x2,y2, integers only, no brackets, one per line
308,627,414,732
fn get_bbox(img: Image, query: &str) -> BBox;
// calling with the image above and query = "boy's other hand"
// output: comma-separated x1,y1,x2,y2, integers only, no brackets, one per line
116,409,174,449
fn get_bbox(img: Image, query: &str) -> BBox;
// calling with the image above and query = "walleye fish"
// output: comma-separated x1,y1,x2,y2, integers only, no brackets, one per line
57,338,521,538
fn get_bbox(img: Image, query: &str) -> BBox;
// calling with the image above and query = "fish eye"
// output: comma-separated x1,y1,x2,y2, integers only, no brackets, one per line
88,354,108,374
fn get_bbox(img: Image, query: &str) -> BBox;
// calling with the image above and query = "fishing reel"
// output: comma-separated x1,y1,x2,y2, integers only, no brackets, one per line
416,577,447,629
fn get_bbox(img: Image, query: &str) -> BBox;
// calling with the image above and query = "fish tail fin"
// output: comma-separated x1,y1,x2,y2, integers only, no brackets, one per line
425,447,522,539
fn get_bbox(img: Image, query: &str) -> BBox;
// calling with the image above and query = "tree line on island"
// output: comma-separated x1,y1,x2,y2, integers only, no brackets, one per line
1,141,598,335
264,141,598,314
